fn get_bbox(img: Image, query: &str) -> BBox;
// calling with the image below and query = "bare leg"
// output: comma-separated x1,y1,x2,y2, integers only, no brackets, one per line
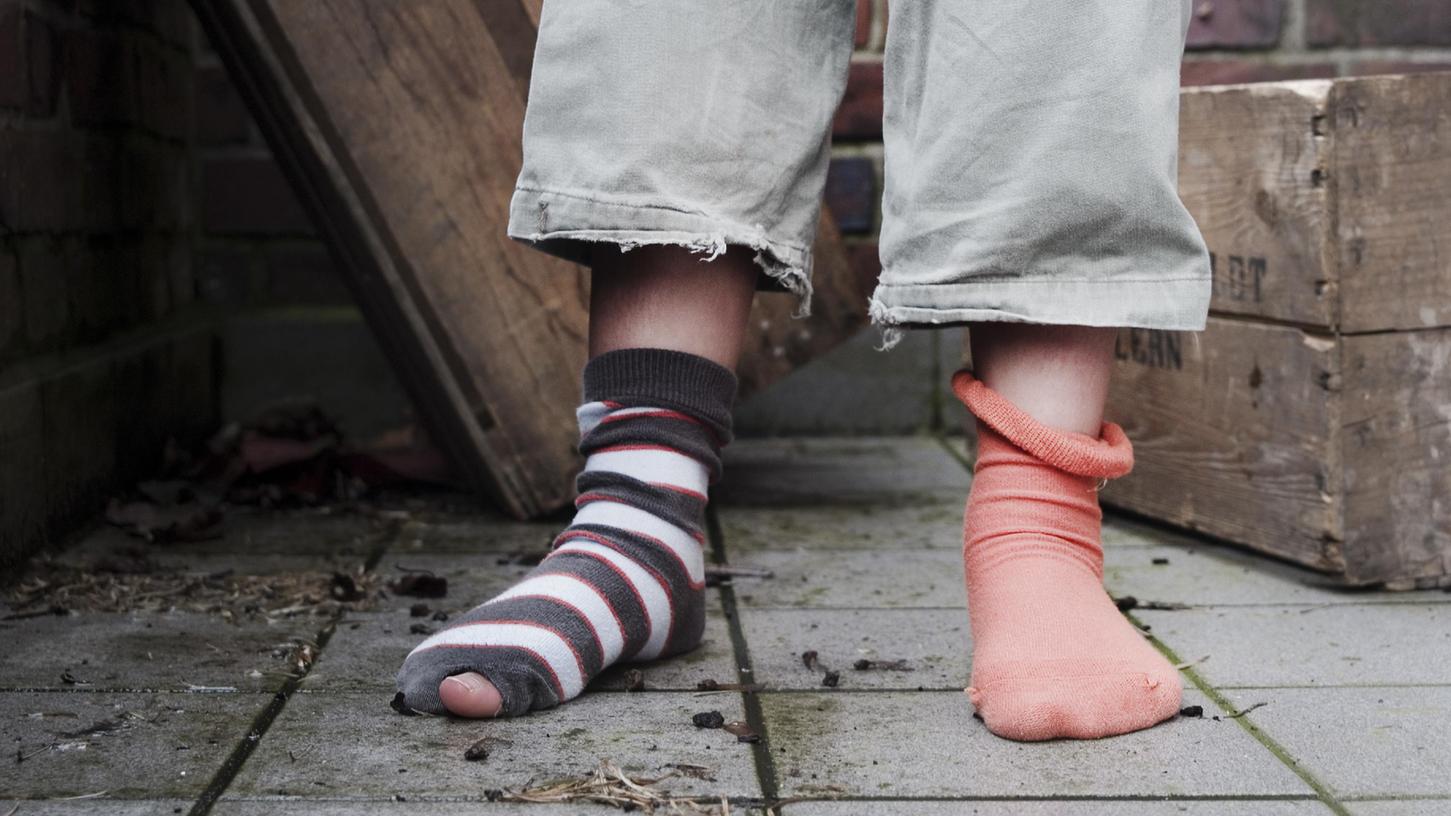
969,323,1116,435
439,245,759,717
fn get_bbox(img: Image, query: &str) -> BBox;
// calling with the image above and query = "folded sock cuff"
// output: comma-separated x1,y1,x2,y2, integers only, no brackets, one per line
951,369,1133,479
584,348,738,439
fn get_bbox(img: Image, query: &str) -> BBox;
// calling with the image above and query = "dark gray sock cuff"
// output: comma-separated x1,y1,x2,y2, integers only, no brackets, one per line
583,348,737,438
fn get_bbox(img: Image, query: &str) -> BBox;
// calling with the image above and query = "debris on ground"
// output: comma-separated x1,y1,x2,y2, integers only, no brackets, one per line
820,671,840,688
408,623,434,636
852,659,912,672
493,759,732,814
1151,557,1170,565
1,562,382,620
723,721,760,743
388,570,448,598
623,669,646,692
409,603,432,617
663,763,716,781
1225,701,1268,719
800,651,819,671
691,711,725,729
1114,595,1139,612
1179,705,1204,718
463,735,512,762
1173,654,1210,670
102,402,455,544
390,692,418,716
1113,595,1190,612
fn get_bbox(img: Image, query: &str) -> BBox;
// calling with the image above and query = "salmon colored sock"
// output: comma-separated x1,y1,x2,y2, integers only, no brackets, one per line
953,370,1181,741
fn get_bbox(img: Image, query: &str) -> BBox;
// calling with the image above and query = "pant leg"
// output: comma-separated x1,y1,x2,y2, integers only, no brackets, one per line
508,0,858,309
870,0,1211,337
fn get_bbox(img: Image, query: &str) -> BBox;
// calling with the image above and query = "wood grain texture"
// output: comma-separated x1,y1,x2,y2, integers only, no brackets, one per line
1102,319,1344,572
1333,73,1451,333
1177,80,1336,327
195,0,865,518
1340,329,1451,587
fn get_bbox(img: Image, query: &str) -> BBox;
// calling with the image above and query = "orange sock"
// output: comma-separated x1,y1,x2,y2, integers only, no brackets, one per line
952,370,1181,741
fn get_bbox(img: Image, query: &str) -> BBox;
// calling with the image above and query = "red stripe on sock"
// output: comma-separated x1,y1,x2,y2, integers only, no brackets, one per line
490,593,608,660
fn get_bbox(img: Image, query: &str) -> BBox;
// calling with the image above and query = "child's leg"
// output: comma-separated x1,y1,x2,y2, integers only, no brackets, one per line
397,246,757,718
956,324,1180,740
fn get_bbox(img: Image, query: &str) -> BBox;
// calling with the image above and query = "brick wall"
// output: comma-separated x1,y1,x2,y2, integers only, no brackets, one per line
0,0,214,567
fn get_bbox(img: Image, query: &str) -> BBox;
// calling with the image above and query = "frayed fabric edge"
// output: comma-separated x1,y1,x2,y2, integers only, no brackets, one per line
515,227,815,319
866,294,907,351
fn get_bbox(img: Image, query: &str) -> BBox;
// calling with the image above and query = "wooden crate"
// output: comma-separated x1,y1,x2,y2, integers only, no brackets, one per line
193,0,866,520
1102,72,1451,588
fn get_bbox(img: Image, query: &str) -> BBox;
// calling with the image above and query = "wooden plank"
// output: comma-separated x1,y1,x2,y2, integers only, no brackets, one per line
1340,329,1451,587
193,0,864,519
1177,80,1336,328
1101,318,1343,571
1333,73,1451,333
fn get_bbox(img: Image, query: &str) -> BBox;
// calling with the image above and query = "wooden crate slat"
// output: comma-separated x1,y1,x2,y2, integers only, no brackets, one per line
1177,80,1335,328
1334,74,1451,333
1103,320,1343,572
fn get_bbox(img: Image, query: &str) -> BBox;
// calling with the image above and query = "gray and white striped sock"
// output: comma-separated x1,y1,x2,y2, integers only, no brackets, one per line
395,348,736,716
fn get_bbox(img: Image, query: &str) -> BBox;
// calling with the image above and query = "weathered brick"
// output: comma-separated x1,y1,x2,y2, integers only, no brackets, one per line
195,245,259,306
24,9,59,116
0,5,23,110
75,0,192,48
1181,59,1337,86
832,60,883,141
196,64,252,146
0,244,22,361
17,236,72,350
1186,0,1284,49
1308,0,1451,46
854,0,872,48
120,137,191,231
824,156,876,235
202,156,315,236
1347,60,1451,77
65,27,192,140
264,242,352,305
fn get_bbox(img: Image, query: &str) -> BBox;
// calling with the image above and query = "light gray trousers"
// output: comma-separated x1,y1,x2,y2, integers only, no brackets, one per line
508,0,1212,337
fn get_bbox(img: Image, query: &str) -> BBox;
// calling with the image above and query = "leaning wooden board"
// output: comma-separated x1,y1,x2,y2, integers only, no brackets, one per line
1102,72,1451,587
193,0,866,519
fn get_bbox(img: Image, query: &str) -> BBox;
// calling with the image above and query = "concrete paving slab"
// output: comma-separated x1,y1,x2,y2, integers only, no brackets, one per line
306,593,740,693
366,553,537,614
60,509,386,562
215,803,625,815
1100,515,1196,550
718,437,969,508
730,548,964,609
782,801,1332,815
386,516,564,556
739,608,968,691
759,690,1312,798
1346,802,1451,816
735,330,940,437
0,612,316,693
1103,540,1450,607
0,692,269,799
225,691,763,801
1136,604,1451,687
1223,686,1451,799
719,503,964,553
0,802,191,816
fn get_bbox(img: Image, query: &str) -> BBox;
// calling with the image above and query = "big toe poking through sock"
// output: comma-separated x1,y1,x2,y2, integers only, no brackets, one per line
395,349,736,717
953,370,1182,741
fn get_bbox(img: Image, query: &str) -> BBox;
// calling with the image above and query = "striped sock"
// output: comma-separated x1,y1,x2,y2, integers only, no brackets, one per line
395,348,736,716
